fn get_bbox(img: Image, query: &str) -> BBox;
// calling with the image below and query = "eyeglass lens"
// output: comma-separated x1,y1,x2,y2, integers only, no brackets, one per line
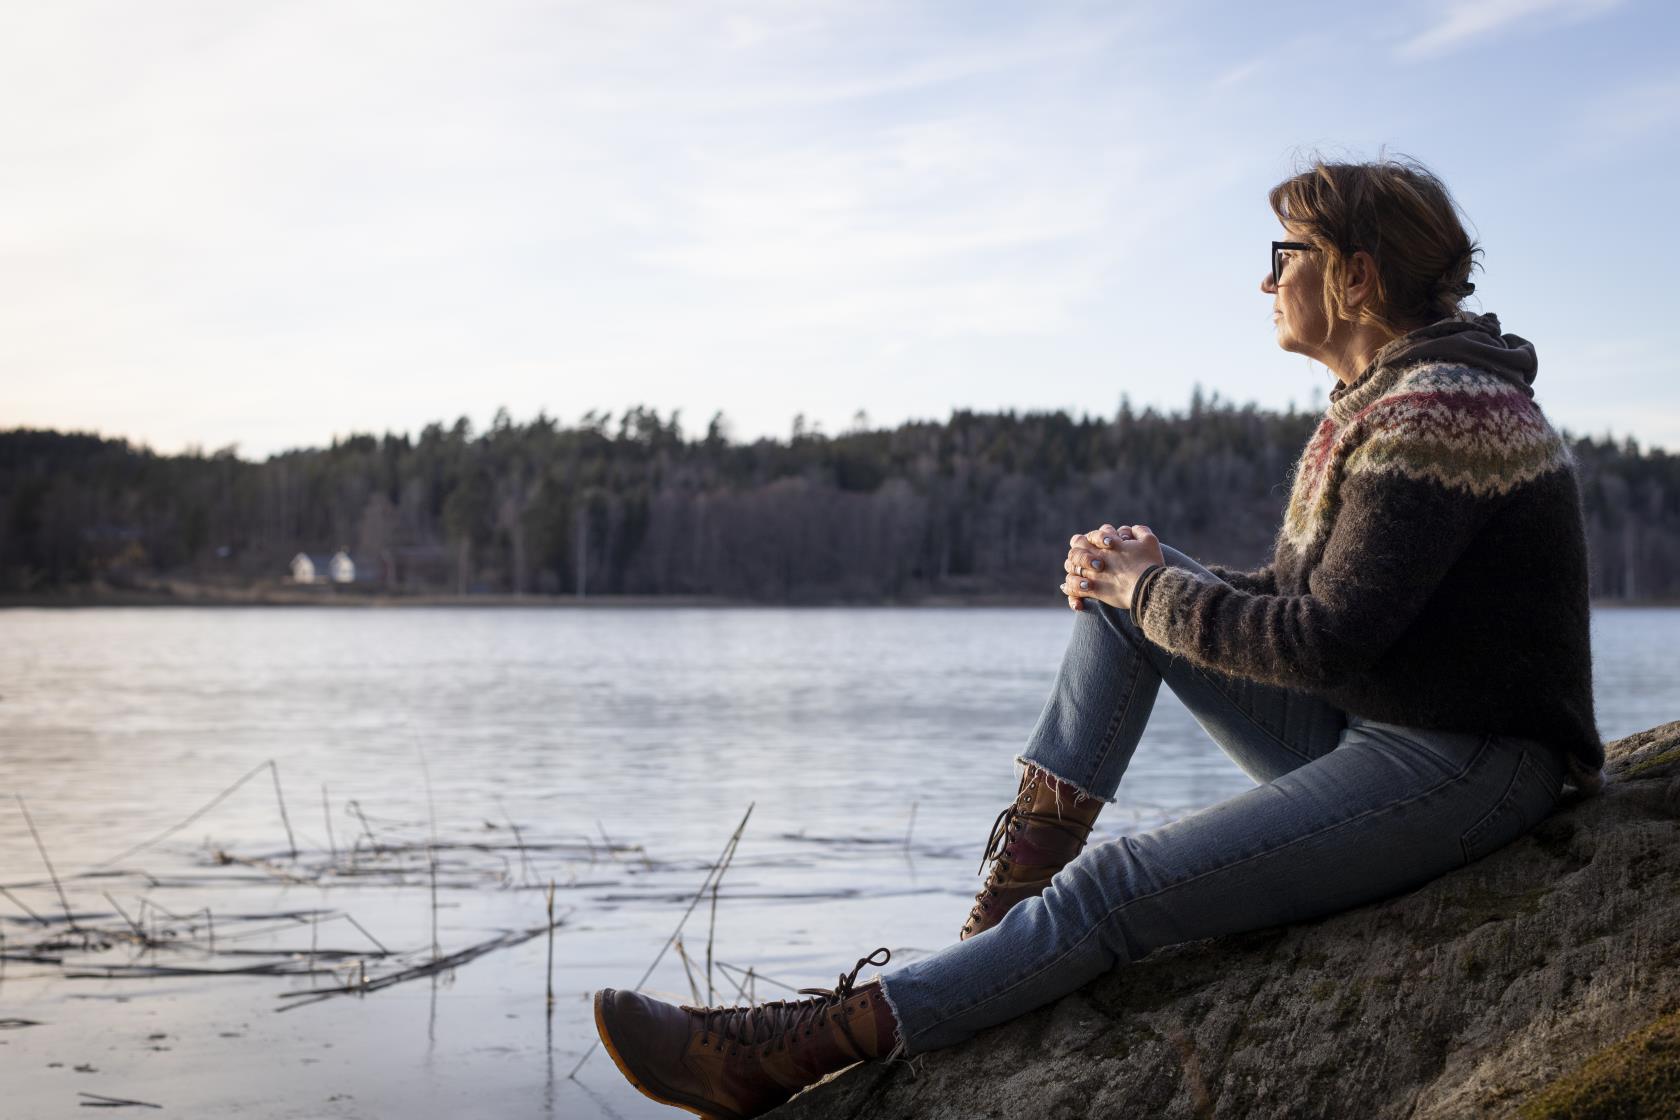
1272,242,1310,286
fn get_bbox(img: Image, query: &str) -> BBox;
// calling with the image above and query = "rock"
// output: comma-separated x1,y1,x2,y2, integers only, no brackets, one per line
777,722,1680,1120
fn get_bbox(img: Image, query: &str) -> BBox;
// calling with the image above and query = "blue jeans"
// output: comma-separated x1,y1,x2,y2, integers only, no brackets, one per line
877,544,1567,1055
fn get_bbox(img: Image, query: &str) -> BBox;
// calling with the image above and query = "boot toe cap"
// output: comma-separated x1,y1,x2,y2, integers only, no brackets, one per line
595,989,714,1109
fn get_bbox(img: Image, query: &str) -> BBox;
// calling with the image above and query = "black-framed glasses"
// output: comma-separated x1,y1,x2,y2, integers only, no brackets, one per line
1271,241,1313,286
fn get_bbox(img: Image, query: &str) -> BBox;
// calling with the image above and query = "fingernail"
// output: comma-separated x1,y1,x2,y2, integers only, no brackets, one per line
1079,580,1090,590
1092,558,1103,569
1102,536,1113,546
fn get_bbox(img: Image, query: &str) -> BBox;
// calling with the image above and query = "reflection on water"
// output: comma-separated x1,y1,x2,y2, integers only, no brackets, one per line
0,606,1674,1117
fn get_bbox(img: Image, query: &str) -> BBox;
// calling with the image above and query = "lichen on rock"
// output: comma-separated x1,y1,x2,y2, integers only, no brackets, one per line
1519,1007,1680,1119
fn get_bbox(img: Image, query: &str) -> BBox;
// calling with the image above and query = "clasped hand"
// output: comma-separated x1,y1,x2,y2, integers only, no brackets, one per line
1061,523,1165,613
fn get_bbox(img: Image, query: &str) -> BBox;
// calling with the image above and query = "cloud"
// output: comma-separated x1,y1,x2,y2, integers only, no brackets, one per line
1567,73,1680,154
1394,0,1623,60
1211,58,1265,89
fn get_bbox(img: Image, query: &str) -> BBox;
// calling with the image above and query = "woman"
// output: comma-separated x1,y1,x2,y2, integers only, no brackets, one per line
592,157,1605,1120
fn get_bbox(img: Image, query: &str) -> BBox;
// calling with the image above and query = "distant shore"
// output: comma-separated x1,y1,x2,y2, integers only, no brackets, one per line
3,580,1676,609
0,579,1051,609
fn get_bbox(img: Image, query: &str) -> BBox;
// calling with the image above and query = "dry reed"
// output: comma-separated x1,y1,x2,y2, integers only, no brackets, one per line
78,1090,162,1109
568,802,753,1079
15,794,77,930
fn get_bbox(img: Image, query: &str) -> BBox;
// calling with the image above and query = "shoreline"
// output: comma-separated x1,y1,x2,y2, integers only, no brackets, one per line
3,583,1677,609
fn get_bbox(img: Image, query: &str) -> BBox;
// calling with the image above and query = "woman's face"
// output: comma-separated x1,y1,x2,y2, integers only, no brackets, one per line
1261,230,1330,361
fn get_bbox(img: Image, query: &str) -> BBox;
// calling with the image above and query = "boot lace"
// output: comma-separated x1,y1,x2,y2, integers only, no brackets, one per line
689,948,891,1050
976,794,1094,875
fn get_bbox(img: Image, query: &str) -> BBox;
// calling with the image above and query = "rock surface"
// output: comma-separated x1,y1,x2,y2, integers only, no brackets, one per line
778,723,1680,1120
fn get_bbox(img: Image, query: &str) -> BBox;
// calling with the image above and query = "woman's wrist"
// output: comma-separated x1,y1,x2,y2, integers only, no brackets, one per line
1129,562,1165,617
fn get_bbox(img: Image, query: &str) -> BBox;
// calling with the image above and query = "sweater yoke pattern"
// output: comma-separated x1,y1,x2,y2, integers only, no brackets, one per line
1280,361,1572,555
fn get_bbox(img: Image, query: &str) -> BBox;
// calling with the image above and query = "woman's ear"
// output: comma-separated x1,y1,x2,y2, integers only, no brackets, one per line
1344,249,1380,311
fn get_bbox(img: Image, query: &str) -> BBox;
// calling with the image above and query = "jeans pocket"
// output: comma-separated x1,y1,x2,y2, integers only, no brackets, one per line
1459,745,1559,866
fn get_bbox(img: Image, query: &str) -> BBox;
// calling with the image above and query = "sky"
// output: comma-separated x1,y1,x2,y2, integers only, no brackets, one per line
2,0,1678,458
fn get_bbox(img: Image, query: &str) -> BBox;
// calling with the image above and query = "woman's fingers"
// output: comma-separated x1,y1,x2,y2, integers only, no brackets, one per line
1060,572,1094,595
1071,522,1139,548
1063,548,1105,574
1084,523,1136,550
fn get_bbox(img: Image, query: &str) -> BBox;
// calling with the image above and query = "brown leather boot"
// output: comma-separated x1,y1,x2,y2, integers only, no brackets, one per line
594,948,898,1120
959,768,1104,940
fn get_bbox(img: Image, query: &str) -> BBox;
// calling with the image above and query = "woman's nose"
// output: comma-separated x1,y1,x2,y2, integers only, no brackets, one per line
1260,272,1277,295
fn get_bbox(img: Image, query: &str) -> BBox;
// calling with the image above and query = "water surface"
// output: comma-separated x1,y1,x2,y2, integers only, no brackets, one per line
1,606,1674,1118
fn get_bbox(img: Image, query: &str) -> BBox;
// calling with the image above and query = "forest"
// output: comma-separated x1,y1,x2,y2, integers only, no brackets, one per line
4,392,1678,602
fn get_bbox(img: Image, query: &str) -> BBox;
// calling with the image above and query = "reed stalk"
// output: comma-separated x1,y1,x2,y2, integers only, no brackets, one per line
88,759,279,872
545,879,556,1014
344,914,390,955
499,799,533,886
102,892,145,941
278,918,564,1010
14,794,76,931
347,800,380,853
427,848,440,962
715,958,799,995
321,784,337,861
268,761,298,859
78,1091,161,1110
569,802,754,1079
674,937,702,1005
704,823,745,1005
418,745,440,962
0,885,48,925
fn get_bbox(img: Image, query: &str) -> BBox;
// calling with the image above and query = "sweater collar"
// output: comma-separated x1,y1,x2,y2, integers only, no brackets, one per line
1326,311,1538,425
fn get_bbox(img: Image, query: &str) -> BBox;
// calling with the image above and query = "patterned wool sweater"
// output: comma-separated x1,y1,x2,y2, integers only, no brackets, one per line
1130,312,1605,792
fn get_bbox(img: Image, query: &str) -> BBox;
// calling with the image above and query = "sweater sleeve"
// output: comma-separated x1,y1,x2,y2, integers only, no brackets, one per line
1132,458,1493,691
1201,562,1278,596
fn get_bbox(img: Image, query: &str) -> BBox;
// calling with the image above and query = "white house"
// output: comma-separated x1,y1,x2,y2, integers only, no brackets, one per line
289,550,356,584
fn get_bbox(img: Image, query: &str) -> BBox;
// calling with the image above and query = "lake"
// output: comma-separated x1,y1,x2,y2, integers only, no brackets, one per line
2,606,1676,1118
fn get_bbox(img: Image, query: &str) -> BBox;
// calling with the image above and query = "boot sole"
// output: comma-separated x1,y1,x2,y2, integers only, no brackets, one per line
593,990,749,1120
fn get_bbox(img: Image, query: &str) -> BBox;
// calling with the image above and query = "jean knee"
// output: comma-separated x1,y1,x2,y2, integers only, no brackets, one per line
1159,542,1194,569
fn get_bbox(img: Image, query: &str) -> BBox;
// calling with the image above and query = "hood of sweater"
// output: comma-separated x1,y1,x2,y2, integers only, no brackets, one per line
1327,311,1537,425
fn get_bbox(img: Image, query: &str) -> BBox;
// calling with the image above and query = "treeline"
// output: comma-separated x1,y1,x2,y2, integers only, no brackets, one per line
4,393,1679,601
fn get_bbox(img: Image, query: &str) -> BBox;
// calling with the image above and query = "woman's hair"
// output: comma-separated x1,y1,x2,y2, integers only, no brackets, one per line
1268,155,1480,338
